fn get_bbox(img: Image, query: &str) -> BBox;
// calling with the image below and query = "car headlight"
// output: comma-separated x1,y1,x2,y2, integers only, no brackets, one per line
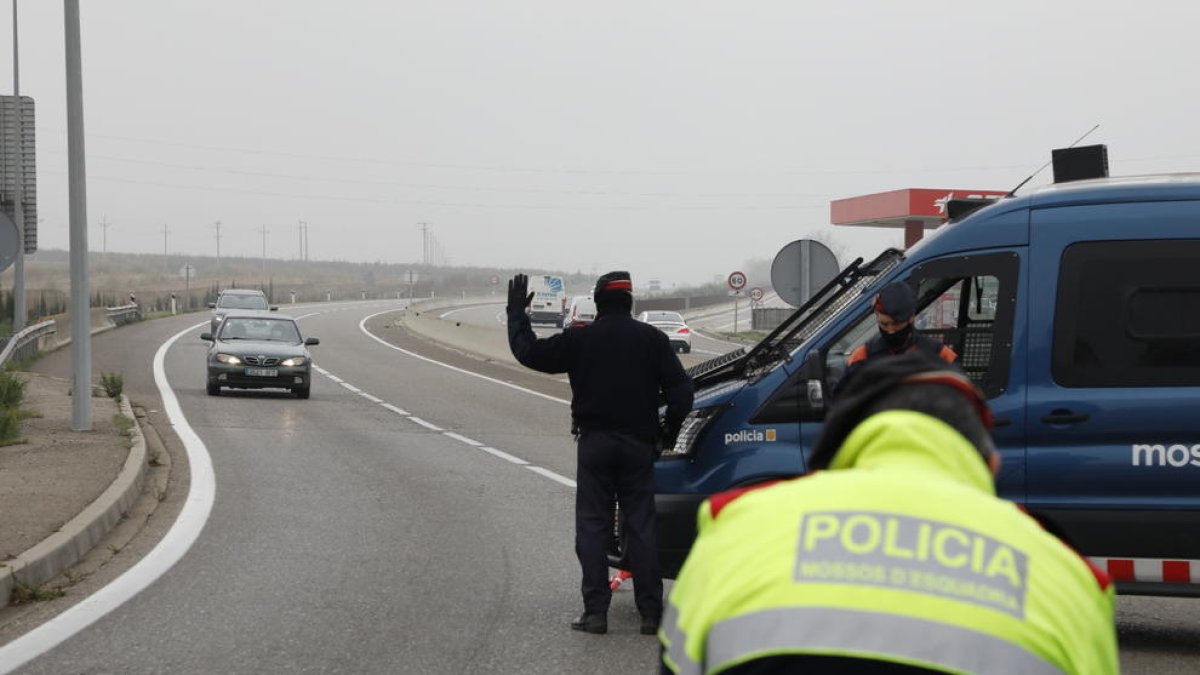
660,406,721,459
214,353,242,365
280,356,307,367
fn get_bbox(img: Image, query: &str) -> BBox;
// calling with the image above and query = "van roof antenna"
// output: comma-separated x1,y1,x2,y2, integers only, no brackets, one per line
1006,124,1100,197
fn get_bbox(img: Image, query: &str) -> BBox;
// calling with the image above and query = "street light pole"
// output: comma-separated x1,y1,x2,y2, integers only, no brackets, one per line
12,0,25,331
65,0,92,430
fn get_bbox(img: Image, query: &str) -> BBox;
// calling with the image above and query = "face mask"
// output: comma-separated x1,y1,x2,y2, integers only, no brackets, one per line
880,323,913,350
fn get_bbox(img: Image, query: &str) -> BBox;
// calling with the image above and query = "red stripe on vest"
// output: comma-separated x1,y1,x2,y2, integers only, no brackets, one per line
707,480,783,520
1163,560,1191,584
1107,559,1135,582
603,279,632,291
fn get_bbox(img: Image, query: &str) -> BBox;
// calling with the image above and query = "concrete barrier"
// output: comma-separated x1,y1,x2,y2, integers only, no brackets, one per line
402,300,518,366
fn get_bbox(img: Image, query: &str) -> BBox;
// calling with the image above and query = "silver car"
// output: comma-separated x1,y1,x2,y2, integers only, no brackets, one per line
201,312,319,398
637,310,692,353
208,288,275,334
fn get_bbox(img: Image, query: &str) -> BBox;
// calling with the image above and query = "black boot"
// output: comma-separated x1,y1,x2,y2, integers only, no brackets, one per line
640,614,661,636
571,612,608,634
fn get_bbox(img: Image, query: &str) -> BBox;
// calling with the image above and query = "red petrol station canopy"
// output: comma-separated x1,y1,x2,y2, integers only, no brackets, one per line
830,188,1008,247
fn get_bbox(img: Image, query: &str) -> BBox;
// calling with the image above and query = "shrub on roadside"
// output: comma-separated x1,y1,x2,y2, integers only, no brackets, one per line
0,371,26,409
100,372,123,399
0,406,27,445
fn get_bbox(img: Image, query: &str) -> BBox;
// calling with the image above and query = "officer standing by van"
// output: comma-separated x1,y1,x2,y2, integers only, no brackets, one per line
507,271,693,636
661,353,1117,674
845,281,956,376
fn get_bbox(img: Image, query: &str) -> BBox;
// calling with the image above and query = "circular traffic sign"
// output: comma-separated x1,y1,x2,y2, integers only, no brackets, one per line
727,270,747,291
749,287,764,302
489,274,500,286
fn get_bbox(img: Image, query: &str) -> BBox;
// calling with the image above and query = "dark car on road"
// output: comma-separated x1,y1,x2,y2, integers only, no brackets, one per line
201,311,319,398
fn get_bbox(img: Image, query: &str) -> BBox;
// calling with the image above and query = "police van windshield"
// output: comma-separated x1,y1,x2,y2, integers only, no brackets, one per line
690,250,904,387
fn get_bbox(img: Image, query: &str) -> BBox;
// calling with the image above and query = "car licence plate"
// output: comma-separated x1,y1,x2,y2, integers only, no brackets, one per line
245,367,278,377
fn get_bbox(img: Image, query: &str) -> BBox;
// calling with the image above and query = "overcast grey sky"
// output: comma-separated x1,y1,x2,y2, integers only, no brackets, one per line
2,1,1199,287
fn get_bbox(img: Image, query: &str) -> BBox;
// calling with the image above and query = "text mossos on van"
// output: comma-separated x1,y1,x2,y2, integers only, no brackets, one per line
1132,443,1200,467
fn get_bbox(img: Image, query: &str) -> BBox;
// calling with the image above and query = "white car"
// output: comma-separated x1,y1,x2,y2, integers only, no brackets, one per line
637,310,692,353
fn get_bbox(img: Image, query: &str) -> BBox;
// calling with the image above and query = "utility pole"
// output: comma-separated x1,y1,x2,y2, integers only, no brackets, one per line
100,215,108,253
259,224,268,276
297,220,304,260
162,224,169,271
417,221,430,266
212,219,221,265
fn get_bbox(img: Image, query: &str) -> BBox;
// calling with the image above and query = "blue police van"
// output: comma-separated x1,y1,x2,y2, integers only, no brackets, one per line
651,165,1200,596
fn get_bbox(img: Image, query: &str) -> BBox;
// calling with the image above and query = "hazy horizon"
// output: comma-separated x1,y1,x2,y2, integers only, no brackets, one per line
3,2,1199,287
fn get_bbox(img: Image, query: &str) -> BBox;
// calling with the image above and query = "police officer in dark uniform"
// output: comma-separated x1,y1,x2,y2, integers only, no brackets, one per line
507,271,694,636
841,281,956,390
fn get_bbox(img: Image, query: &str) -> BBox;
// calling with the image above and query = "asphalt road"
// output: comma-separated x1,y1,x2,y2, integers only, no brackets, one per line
11,302,658,674
7,300,1200,673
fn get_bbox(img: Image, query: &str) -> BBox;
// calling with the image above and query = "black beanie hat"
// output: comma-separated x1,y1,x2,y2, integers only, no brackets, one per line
594,271,633,314
874,281,916,321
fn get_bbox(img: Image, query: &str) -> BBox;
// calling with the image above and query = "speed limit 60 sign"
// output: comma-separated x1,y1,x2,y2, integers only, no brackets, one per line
728,271,747,291
749,287,764,302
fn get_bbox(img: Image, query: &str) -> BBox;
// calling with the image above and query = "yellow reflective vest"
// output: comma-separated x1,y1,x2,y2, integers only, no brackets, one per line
662,411,1118,675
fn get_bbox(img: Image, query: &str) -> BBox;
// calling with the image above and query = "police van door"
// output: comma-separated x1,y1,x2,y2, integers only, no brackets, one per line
1027,202,1200,563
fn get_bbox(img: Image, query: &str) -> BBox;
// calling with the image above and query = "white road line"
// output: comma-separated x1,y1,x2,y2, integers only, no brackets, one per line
408,416,444,432
438,306,487,319
443,431,482,446
340,382,362,393
358,310,570,406
526,466,577,488
310,314,581,493
0,322,217,674
360,393,384,404
479,447,530,465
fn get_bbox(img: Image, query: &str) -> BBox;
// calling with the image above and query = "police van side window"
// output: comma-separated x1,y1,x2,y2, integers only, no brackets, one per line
1053,240,1200,387
822,253,1016,399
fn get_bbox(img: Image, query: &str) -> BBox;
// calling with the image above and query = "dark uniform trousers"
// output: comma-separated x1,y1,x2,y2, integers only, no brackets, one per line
576,429,662,619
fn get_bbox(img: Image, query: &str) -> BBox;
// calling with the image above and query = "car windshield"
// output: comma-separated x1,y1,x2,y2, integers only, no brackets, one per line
217,294,268,310
645,312,684,323
220,318,301,343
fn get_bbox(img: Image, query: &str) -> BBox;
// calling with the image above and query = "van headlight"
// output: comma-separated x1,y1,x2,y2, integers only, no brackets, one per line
280,356,307,367
214,353,242,365
661,406,721,459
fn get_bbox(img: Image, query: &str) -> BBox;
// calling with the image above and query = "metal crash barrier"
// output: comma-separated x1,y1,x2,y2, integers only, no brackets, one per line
0,320,57,369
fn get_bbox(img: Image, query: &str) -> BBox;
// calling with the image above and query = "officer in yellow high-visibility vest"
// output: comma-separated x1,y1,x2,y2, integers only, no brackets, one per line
661,353,1118,675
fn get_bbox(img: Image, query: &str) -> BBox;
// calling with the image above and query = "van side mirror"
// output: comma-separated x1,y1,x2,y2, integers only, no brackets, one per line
305,337,320,346
799,352,827,416
200,332,213,341
806,380,825,411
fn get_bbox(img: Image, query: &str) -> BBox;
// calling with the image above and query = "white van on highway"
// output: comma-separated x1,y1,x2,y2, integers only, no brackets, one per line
564,295,597,329
527,275,567,327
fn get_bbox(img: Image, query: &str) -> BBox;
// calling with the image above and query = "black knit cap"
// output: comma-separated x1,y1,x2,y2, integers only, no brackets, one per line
593,270,633,297
594,270,633,315
874,281,916,321
809,352,992,470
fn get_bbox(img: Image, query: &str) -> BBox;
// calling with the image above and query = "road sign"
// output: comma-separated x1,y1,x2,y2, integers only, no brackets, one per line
727,270,747,291
749,287,764,302
0,95,37,253
0,211,20,274
489,274,500,286
771,239,839,308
